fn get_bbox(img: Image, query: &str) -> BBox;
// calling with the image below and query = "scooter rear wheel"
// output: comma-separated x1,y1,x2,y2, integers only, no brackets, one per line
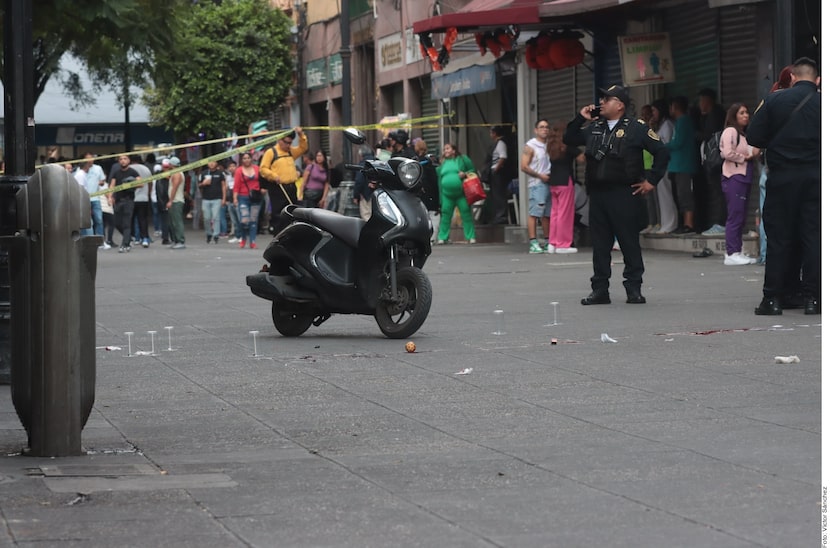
272,302,314,337
375,266,432,339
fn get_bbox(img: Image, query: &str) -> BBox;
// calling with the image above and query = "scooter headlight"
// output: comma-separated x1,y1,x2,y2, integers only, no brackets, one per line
396,159,422,188
376,191,404,226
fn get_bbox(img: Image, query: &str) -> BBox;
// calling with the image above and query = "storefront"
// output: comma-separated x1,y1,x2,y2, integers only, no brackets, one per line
34,123,174,162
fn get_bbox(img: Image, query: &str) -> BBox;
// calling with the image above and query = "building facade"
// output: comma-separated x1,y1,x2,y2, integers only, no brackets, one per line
298,0,818,222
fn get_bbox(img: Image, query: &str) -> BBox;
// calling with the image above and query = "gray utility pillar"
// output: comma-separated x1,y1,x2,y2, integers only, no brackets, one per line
2,165,101,456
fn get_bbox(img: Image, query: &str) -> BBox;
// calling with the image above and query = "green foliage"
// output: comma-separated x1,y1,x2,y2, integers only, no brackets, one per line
0,0,182,105
145,0,294,136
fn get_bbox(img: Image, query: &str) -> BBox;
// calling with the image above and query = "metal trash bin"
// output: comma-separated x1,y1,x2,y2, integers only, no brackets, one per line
2,164,102,456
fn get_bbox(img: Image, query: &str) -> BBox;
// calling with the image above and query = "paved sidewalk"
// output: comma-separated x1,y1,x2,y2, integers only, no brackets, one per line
0,233,820,547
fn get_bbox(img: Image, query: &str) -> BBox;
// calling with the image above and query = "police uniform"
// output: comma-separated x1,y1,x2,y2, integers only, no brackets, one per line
746,77,821,314
564,89,669,303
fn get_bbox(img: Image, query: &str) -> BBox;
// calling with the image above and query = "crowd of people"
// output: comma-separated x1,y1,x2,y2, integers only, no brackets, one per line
63,57,819,315
66,126,311,252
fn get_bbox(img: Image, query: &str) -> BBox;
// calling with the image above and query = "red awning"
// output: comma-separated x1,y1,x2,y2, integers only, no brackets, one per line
412,0,541,34
413,0,647,35
539,0,632,17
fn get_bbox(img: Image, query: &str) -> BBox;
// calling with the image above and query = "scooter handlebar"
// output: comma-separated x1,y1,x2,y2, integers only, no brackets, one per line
344,163,364,172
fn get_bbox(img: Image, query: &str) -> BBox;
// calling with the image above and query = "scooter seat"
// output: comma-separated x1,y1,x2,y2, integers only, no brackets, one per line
292,208,365,248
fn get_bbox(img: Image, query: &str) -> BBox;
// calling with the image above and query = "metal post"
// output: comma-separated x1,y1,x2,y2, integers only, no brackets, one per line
0,0,35,384
340,0,352,164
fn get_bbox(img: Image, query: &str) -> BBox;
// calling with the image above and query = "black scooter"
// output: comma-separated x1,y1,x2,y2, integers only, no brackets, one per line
246,129,433,338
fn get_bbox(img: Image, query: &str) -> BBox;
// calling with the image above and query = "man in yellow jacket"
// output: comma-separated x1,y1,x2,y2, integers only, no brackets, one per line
259,126,308,234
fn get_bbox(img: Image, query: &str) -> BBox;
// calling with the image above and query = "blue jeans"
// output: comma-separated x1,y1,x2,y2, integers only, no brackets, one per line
758,167,767,263
81,200,104,236
228,200,242,238
237,196,261,243
202,199,222,238
219,203,229,234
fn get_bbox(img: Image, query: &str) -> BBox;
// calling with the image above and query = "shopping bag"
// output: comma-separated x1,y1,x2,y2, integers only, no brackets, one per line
462,173,487,206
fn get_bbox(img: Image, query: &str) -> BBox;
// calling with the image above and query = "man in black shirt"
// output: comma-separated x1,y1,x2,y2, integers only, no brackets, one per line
746,57,821,315
564,85,669,305
108,155,141,252
198,160,228,244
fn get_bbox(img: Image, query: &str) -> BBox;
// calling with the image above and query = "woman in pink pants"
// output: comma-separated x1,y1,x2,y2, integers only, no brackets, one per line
545,122,585,254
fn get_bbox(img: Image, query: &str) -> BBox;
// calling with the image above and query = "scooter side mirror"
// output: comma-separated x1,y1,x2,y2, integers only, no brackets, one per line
344,128,367,145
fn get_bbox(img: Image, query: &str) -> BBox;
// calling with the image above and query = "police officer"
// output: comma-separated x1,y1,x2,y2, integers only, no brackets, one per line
746,57,821,315
564,85,669,305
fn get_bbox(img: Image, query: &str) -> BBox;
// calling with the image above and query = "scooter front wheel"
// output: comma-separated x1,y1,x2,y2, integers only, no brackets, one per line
272,302,314,337
375,266,432,339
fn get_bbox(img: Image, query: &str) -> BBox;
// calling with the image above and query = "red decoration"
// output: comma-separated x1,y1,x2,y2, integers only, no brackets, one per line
443,27,458,54
548,38,585,69
474,33,487,56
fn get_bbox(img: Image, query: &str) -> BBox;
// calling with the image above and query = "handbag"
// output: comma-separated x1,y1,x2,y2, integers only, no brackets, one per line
462,173,487,205
243,177,263,204
303,187,324,202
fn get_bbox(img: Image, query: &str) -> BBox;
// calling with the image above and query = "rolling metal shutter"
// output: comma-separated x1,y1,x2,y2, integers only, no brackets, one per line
662,1,719,98
419,77,441,155
718,4,761,108
537,68,575,124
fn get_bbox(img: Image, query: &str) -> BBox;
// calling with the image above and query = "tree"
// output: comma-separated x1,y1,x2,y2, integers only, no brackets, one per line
144,0,294,136
0,0,182,107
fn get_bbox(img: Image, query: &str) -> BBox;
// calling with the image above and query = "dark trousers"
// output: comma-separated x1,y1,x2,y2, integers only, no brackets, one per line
266,183,297,234
113,198,135,248
158,209,170,243
763,171,820,299
588,186,646,294
706,170,726,228
488,171,509,224
133,201,150,241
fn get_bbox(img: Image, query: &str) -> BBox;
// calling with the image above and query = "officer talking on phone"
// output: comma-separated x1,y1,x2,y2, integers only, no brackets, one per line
564,85,669,306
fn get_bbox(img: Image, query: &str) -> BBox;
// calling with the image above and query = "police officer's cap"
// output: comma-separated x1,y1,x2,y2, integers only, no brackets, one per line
598,85,630,106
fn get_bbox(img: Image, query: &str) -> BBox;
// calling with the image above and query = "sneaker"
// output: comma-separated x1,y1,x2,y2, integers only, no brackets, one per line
239,239,246,249
171,243,186,250
153,230,162,237
141,238,149,248
206,235,212,244
213,236,219,244
529,240,544,254
228,237,239,244
702,224,726,236
546,243,556,254
436,240,448,245
739,253,757,264
724,252,752,266
249,242,257,249
99,242,111,250
555,247,578,254
118,246,131,253
468,238,476,244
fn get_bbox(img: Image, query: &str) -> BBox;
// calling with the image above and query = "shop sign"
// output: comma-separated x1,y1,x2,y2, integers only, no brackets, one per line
618,32,675,87
378,33,404,72
306,58,327,90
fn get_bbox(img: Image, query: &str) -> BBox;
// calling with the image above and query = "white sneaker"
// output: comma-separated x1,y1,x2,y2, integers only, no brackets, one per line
739,253,757,264
555,247,578,254
546,243,556,254
228,237,239,244
724,252,752,266
99,242,111,250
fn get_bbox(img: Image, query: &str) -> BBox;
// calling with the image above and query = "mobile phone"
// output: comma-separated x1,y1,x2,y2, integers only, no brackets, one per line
590,107,601,118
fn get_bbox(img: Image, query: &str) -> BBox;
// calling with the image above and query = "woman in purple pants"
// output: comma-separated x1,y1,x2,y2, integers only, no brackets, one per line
720,103,761,266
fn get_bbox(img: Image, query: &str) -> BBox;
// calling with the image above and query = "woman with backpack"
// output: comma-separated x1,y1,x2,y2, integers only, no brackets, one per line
720,103,761,266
